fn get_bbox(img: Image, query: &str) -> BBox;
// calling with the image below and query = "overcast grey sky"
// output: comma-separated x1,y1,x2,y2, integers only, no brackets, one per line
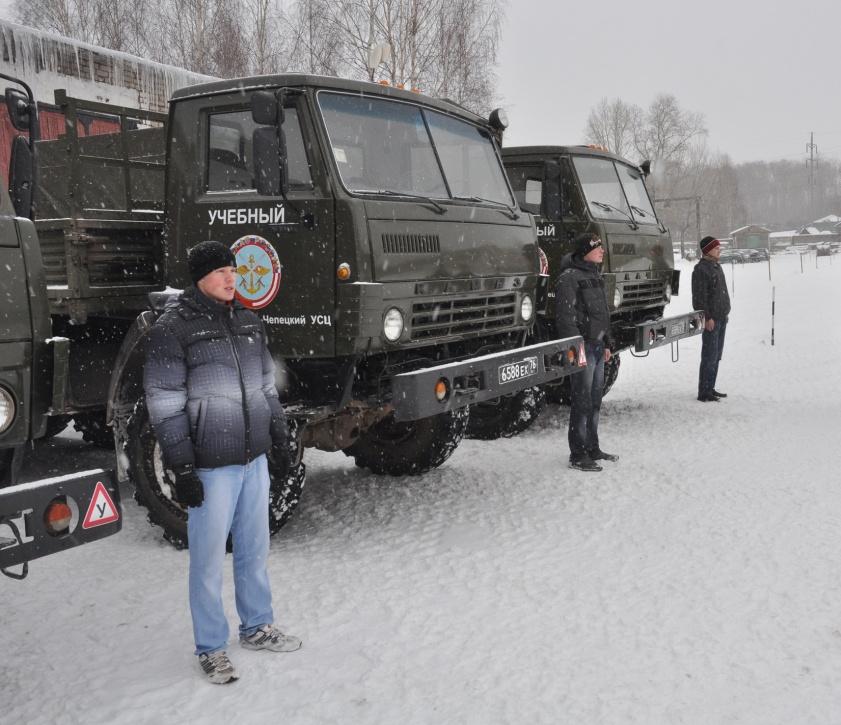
497,0,841,164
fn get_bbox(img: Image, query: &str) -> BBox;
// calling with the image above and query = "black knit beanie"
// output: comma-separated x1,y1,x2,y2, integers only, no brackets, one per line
188,241,236,284
573,232,603,257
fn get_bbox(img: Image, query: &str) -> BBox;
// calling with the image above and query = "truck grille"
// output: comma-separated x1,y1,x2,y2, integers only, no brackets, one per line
410,292,517,340
619,280,664,307
382,233,440,254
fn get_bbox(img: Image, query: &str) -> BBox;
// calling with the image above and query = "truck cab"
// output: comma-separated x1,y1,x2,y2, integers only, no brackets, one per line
502,145,703,358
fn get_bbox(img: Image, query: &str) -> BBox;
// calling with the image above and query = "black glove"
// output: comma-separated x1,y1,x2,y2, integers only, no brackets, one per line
269,435,291,480
171,464,204,508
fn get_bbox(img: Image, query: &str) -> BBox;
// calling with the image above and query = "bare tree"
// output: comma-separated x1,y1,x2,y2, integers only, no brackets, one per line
633,93,707,166
584,98,641,159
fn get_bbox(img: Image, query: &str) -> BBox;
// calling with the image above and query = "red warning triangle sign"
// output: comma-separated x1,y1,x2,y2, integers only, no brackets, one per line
82,481,120,529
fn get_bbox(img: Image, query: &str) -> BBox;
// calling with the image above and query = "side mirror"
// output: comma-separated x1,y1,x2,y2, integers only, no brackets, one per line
639,159,651,177
541,160,562,221
251,90,288,197
251,91,279,125
252,126,281,196
9,135,34,218
5,88,34,133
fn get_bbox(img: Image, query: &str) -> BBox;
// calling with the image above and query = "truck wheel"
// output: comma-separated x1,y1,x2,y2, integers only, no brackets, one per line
344,407,469,476
127,401,305,549
73,411,114,449
466,387,546,440
544,353,621,405
603,353,621,397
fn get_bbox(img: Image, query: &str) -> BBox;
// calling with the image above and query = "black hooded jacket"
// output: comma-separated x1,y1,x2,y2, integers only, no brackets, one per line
143,286,286,470
691,257,731,322
554,253,614,348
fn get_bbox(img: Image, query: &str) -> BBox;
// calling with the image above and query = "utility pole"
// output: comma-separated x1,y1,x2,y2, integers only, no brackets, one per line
806,132,818,220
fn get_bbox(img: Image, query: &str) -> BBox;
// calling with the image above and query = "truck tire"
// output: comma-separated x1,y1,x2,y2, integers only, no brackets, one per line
73,411,114,449
344,407,469,476
544,353,621,405
466,387,546,440
127,401,305,549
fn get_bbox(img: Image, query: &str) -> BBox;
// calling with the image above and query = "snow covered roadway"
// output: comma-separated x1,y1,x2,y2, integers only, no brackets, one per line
2,253,841,725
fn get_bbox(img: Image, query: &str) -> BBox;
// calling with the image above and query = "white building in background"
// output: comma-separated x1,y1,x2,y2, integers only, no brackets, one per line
0,18,213,112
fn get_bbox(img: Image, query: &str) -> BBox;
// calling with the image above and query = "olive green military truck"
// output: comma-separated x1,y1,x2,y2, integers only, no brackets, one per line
0,75,584,547
0,74,121,579
502,145,704,402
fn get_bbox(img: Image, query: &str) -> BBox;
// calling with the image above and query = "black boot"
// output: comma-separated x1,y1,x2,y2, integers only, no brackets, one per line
712,390,727,398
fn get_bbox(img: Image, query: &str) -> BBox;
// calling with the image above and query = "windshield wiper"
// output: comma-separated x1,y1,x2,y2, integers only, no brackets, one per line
628,204,652,218
590,200,639,229
453,195,520,220
353,189,447,215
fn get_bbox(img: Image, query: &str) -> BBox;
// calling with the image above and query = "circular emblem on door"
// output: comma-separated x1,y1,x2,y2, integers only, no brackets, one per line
230,235,281,309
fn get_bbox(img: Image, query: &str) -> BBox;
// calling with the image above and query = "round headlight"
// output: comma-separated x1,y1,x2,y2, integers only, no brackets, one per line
664,282,672,302
489,108,509,130
0,386,16,434
520,295,534,322
613,287,622,309
383,307,404,342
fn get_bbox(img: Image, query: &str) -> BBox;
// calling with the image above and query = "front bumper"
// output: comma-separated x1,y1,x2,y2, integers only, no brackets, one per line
391,336,584,421
1,469,121,578
634,310,705,352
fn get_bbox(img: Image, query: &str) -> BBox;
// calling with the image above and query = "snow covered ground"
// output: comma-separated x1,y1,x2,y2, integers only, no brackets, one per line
2,252,841,725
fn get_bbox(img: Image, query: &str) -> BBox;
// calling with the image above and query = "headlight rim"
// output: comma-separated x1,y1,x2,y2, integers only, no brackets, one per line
382,306,405,342
0,385,17,435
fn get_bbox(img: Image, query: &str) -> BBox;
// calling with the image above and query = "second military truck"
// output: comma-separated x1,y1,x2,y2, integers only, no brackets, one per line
502,145,704,401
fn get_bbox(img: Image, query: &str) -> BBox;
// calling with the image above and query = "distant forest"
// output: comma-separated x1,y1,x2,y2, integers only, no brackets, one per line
586,97,839,242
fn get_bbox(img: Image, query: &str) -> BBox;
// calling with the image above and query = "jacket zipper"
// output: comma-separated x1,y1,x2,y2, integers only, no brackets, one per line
222,309,251,463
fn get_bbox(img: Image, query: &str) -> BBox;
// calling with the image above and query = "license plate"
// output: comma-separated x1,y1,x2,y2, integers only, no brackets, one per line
498,356,539,385
670,322,684,337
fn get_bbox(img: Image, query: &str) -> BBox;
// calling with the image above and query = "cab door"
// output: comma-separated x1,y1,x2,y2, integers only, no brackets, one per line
173,93,335,358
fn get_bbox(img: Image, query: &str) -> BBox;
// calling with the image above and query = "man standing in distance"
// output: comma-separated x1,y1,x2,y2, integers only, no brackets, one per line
692,236,731,402
555,232,618,472
144,240,301,684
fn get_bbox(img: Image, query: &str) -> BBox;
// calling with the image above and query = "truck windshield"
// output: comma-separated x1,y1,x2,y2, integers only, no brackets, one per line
318,92,513,206
616,163,657,222
572,156,632,222
573,156,658,225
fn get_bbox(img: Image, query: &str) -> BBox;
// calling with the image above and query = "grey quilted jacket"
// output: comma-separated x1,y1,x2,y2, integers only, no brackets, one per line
143,286,286,469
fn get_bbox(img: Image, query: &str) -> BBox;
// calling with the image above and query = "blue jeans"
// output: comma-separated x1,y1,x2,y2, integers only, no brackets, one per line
188,455,273,655
568,341,605,460
698,319,727,397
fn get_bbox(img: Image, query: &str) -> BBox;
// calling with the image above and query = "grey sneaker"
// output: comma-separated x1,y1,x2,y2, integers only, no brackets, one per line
240,624,302,653
198,650,238,684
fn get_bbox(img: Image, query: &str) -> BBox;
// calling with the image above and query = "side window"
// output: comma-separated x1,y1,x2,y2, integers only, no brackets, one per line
207,107,313,192
505,164,542,213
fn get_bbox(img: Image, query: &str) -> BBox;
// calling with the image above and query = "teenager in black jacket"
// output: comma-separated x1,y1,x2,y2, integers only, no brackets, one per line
555,232,618,472
691,236,732,402
144,241,301,684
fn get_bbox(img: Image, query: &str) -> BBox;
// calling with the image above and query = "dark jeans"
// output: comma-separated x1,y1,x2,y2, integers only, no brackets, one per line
698,319,727,397
568,340,605,461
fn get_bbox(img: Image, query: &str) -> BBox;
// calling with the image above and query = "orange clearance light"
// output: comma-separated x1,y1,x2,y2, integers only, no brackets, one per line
337,263,351,281
44,498,72,535
411,87,422,94
566,346,577,364
378,80,390,86
434,378,449,402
